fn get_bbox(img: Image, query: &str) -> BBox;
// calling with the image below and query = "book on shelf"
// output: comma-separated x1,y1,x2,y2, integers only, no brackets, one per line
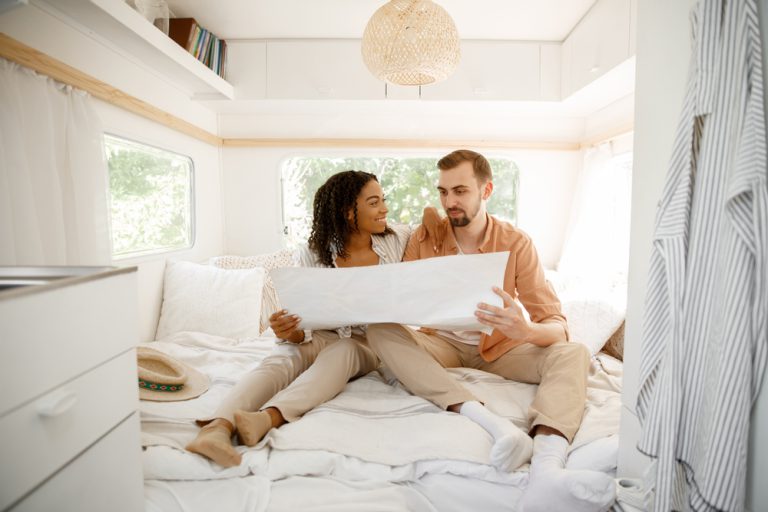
168,17,228,79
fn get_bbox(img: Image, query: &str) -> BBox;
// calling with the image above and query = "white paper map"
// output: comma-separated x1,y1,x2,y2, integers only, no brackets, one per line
270,252,509,332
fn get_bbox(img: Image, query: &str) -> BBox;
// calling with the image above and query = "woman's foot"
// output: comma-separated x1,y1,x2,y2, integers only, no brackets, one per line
185,418,241,467
234,407,285,446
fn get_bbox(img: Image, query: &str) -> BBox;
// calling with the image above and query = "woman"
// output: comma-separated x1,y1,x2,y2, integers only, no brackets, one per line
187,170,428,467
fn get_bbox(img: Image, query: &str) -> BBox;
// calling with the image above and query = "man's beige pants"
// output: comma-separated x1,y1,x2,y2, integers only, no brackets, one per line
203,330,378,425
365,323,590,442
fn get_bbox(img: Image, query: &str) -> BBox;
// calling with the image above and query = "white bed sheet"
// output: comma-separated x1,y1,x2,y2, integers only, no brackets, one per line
141,332,623,512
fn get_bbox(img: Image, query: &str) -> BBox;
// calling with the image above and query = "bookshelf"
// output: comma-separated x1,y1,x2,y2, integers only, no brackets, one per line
169,18,226,79
36,0,234,99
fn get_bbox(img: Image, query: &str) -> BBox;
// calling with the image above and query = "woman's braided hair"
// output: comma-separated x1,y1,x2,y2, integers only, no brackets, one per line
308,170,389,266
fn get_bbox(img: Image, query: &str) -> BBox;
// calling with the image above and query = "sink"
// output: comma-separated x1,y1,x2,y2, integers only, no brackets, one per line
0,266,115,293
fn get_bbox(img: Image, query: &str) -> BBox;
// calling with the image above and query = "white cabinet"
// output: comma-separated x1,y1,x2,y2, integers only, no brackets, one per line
0,266,143,512
11,413,144,512
385,83,421,100
228,41,267,100
540,43,562,101
266,40,383,100
420,41,543,101
561,0,633,98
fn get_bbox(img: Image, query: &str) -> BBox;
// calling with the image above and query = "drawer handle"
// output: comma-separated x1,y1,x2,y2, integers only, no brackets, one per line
36,390,78,418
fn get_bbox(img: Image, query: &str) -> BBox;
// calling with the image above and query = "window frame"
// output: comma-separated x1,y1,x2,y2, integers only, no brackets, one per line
104,133,197,260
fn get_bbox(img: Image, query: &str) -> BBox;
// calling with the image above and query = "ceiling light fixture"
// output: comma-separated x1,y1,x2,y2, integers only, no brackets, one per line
361,0,461,86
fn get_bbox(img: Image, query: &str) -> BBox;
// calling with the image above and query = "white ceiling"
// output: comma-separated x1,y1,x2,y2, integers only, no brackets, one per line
164,0,598,41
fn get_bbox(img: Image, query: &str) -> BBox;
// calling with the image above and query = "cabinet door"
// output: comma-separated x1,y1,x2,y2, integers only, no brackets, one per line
11,413,143,512
266,40,383,99
420,41,541,101
0,350,138,511
540,43,561,101
385,84,420,100
0,270,137,416
567,0,632,95
227,41,267,99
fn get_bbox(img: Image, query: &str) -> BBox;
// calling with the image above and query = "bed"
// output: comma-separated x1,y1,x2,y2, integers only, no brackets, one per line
139,254,626,512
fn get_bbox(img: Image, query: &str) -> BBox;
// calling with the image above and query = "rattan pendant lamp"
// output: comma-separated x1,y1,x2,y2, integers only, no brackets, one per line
361,0,461,86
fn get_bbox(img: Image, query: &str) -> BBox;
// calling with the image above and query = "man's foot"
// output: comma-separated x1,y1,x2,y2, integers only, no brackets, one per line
519,434,615,512
458,401,533,471
185,419,241,468
234,409,274,446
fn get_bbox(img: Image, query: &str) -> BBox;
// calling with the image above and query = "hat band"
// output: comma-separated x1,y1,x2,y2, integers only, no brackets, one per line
139,378,185,393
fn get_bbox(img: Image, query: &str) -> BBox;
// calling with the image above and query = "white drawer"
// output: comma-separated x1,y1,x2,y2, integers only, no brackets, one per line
10,412,144,512
0,269,137,415
0,350,139,511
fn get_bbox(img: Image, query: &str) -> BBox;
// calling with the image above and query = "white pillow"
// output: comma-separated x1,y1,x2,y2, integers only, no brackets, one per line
561,299,624,356
209,250,296,334
155,260,266,341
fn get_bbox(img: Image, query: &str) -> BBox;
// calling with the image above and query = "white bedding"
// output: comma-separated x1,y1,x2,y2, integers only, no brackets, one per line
141,332,623,512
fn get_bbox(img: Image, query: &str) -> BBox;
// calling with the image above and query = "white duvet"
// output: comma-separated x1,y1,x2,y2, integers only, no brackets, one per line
141,332,622,511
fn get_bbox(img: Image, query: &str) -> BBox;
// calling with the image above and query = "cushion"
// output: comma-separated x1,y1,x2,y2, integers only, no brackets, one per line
155,260,265,341
561,298,625,356
602,320,625,360
545,269,626,356
210,249,296,334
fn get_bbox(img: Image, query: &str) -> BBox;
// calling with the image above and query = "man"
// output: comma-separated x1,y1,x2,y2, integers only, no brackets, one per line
366,150,615,512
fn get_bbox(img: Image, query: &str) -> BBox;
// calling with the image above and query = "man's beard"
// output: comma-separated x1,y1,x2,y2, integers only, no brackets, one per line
446,198,481,227
447,209,471,227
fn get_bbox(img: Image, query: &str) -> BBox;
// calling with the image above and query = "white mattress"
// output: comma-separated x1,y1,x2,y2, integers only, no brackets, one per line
140,332,623,512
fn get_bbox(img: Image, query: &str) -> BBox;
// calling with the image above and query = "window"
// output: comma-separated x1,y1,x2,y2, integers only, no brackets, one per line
105,135,194,258
281,156,519,247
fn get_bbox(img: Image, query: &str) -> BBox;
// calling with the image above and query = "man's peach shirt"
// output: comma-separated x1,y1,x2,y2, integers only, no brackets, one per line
405,208,569,362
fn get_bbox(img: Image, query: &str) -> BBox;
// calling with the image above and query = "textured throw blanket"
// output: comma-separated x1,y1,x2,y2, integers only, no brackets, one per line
140,332,621,486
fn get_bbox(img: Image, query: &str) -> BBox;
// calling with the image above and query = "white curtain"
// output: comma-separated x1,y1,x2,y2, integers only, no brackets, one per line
0,58,110,266
557,143,632,297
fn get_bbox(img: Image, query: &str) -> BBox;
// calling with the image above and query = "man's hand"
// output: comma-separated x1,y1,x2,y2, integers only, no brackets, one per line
475,287,531,343
269,309,305,343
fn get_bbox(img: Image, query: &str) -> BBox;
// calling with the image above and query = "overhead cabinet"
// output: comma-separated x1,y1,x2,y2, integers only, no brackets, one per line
266,40,383,100
561,0,633,98
11,0,634,103
419,41,548,101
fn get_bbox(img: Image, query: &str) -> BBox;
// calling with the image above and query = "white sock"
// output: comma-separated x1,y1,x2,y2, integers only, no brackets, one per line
519,434,616,512
459,401,532,471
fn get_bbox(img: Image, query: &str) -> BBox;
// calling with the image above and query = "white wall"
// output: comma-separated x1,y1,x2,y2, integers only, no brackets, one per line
96,102,225,343
620,3,768,511
220,147,581,269
216,101,588,142
618,0,697,481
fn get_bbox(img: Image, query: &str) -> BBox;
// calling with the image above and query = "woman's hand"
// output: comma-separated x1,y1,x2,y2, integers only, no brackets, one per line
418,206,447,254
475,287,531,343
269,309,305,343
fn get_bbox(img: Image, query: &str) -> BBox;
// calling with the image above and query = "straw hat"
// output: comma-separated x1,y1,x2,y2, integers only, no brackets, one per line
136,346,209,402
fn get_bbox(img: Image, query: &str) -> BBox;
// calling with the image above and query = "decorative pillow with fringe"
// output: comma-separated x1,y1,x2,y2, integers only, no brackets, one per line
210,249,296,334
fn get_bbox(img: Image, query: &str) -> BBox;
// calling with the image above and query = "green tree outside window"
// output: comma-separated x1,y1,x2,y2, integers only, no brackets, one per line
281,156,519,247
105,135,194,258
